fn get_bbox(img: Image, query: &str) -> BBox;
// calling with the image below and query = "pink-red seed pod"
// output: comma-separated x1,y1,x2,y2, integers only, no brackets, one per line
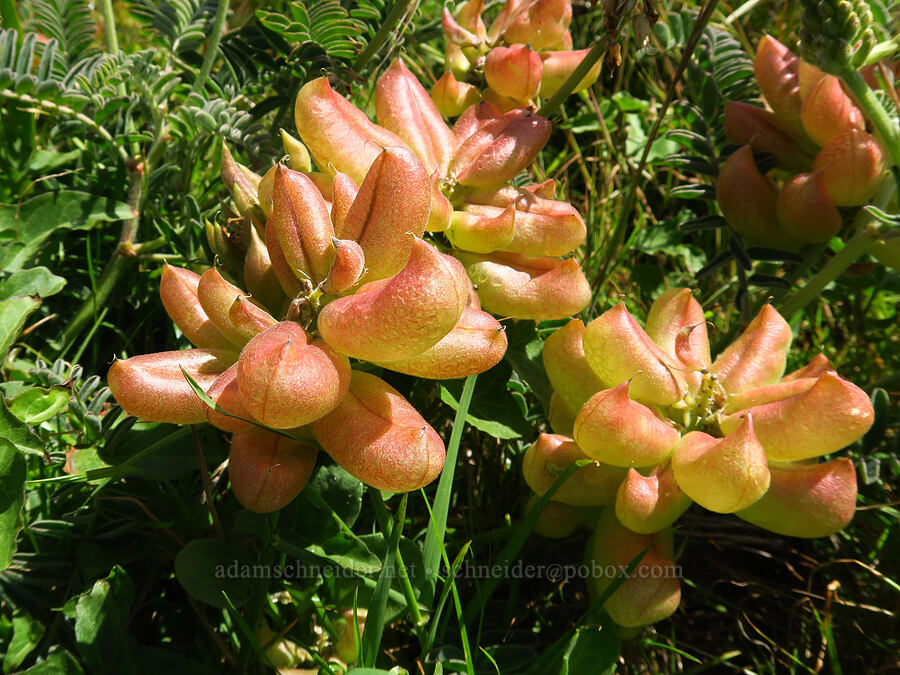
279,129,313,172
108,349,237,425
800,75,865,147
542,319,608,413
522,433,627,506
644,287,711,368
736,458,857,537
427,180,454,233
481,88,523,114
671,415,770,513
229,428,318,513
460,200,585,257
318,238,469,362
312,371,446,492
432,71,481,118
524,178,557,199
715,145,785,246
375,306,507,379
582,303,686,407
272,165,336,286
447,205,517,253
723,377,819,415
442,6,482,47
330,172,359,234
812,128,886,206
264,214,303,299
293,77,407,184
782,353,834,382
338,147,431,281
227,295,278,343
243,226,286,313
375,59,458,175
776,171,843,243
453,101,503,145
798,59,827,100
615,464,692,534
159,264,235,350
197,268,265,347
539,49,603,98
221,143,264,228
724,101,813,172
205,364,255,432
320,238,366,295
236,322,351,429
450,110,552,187
710,304,792,395
456,251,590,321
753,35,808,142
574,382,681,467
484,45,543,103
525,496,584,538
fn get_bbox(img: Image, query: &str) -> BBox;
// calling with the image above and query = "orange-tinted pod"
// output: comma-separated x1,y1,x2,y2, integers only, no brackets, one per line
800,74,865,147
447,205,517,253
542,319,607,413
221,143,264,228
525,496,585,539
312,371,446,492
485,45,543,103
243,226,286,313
615,464,692,534
330,172,359,234
159,264,235,350
374,59,457,175
782,353,833,382
574,382,681,467
812,128,886,206
197,268,265,347
715,145,786,246
776,171,842,244
456,251,590,321
539,49,603,98
522,433,627,507
108,349,237,425
375,306,507,379
453,101,503,145
644,287,710,368
736,458,857,537
724,101,813,172
339,147,431,281
229,428,318,513
227,296,278,343
461,202,585,256
318,239,469,362
753,35,808,142
321,239,366,295
432,71,481,118
236,322,351,429
710,304,792,395
264,214,303,299
205,364,255,432
280,129,312,172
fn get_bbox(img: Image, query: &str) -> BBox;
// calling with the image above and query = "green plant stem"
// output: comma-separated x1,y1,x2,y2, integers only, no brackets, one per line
191,0,230,95
537,37,608,118
353,0,419,72
98,0,120,55
421,374,477,603
777,228,881,318
839,66,900,170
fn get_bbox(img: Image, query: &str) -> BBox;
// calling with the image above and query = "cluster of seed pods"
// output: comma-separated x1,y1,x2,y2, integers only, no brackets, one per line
717,35,888,247
108,141,511,513
526,288,874,626
434,0,604,113
292,61,591,321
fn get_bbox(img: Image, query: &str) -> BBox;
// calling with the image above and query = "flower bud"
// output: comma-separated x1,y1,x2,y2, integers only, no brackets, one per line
455,251,590,321
736,458,857,537
800,74,865,146
108,349,236,425
522,433,627,506
776,171,842,243
279,129,312,172
312,371,446,492
375,59,458,175
710,304,791,395
339,146,431,281
715,145,785,246
588,510,681,627
485,45,543,103
672,415,770,513
432,71,481,118
753,35,808,142
812,127,886,206
236,322,351,429
243,226,286,313
539,49,603,98
272,165,336,286
450,109,552,187
159,264,235,350
724,101,813,172
294,77,406,184
574,382,681,467
229,427,318,512
582,303,686,406
205,364,255,432
615,464,692,534
718,371,874,461
447,205,517,253
542,319,607,413
318,239,468,362
321,238,366,295
375,306,507,379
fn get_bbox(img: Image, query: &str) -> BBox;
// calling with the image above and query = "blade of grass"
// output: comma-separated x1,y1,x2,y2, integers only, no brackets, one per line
423,541,472,653
422,373,477,602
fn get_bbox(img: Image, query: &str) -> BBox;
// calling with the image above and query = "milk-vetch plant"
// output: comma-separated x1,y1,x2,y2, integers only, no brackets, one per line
526,288,874,627
109,138,509,512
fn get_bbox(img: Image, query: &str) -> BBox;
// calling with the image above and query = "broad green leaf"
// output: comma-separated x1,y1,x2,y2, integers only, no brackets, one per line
0,295,40,357
0,191,133,271
3,610,44,671
0,398,43,456
0,438,26,569
0,266,66,300
9,386,70,424
277,529,382,575
74,566,138,674
306,464,364,527
19,648,85,674
558,626,619,675
440,364,531,440
503,321,553,408
174,538,254,609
